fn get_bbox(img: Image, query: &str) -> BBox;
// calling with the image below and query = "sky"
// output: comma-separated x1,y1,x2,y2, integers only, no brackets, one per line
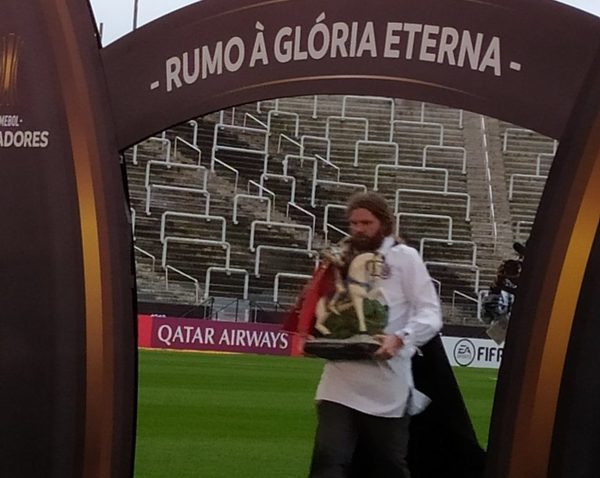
90,0,600,46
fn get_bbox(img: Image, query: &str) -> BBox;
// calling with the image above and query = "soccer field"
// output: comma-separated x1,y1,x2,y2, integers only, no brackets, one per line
135,350,497,478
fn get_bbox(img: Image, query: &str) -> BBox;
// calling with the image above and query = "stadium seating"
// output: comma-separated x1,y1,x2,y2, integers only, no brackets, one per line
124,96,555,326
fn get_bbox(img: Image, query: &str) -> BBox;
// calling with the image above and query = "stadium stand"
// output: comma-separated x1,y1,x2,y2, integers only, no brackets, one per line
124,95,555,326
497,123,556,244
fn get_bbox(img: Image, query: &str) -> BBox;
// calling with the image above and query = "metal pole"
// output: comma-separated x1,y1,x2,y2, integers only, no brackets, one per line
132,0,139,30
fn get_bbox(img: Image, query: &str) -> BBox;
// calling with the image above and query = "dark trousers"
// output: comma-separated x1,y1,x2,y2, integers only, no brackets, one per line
309,400,411,478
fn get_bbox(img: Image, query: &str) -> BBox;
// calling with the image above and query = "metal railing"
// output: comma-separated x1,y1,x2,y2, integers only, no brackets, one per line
395,188,471,222
282,154,322,177
312,95,319,119
316,153,341,179
451,290,480,324
354,140,399,167
396,212,453,241
232,194,271,224
160,211,227,243
425,261,480,294
243,112,268,130
212,143,268,173
342,95,395,138
535,153,554,176
146,184,210,216
325,224,350,244
173,136,202,165
273,273,311,303
286,202,316,234
162,236,231,269
212,122,269,171
165,265,200,304
301,135,331,162
132,136,171,165
260,173,296,203
204,267,250,300
219,108,237,126
374,164,449,192
323,204,346,230
249,220,313,252
254,245,318,277
325,115,369,141
268,109,299,136
419,238,477,266
145,160,208,190
248,180,276,210
134,245,156,271
391,120,444,145
257,97,318,119
278,134,303,156
187,120,199,147
256,100,266,114
313,179,366,208
508,173,547,200
310,154,342,207
503,127,557,154
422,145,467,174
211,154,240,190
323,204,347,243
420,102,464,128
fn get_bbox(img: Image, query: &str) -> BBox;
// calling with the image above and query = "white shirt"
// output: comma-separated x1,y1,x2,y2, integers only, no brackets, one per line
315,237,442,417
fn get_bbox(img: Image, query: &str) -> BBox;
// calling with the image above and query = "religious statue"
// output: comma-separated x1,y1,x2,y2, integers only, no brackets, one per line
289,241,389,360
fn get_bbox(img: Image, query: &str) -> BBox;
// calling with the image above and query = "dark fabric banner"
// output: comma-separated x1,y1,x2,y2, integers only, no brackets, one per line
0,3,86,477
1,1,136,477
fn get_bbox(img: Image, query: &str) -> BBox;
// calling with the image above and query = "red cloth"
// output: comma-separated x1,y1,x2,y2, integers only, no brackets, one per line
282,263,336,335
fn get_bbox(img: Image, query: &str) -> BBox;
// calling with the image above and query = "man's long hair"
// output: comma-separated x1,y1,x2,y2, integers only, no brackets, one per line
346,192,394,236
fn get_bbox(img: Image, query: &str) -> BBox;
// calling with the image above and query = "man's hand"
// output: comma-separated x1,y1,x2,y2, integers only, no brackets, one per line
373,334,404,360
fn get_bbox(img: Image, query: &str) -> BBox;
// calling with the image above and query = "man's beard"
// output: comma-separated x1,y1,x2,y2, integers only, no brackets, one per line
350,230,386,252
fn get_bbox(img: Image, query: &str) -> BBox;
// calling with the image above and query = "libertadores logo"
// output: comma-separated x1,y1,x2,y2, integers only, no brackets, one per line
1,33,21,106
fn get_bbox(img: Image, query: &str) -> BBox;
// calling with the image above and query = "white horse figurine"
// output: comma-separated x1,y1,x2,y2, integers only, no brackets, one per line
314,252,384,336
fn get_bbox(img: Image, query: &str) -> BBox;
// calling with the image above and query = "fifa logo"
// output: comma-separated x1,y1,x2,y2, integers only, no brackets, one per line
1,34,21,106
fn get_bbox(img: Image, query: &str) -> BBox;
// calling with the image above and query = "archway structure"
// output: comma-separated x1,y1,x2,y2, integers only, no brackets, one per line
1,0,599,477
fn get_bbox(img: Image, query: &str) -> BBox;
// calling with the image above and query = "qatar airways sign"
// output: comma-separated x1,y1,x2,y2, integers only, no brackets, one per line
145,316,292,355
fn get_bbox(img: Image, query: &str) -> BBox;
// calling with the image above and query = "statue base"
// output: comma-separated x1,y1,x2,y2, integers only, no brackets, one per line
304,334,380,360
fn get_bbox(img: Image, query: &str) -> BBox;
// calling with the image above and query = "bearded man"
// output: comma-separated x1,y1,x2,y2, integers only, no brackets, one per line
308,192,442,478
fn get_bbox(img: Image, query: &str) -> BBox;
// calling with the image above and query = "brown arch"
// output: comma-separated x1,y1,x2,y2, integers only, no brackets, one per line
1,0,599,477
101,6,600,473
101,0,600,148
102,3,600,474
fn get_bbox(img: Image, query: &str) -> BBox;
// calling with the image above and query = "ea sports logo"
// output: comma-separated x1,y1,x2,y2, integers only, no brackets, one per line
453,339,476,367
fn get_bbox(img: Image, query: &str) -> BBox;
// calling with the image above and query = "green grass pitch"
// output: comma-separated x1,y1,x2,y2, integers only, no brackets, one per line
135,349,497,478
